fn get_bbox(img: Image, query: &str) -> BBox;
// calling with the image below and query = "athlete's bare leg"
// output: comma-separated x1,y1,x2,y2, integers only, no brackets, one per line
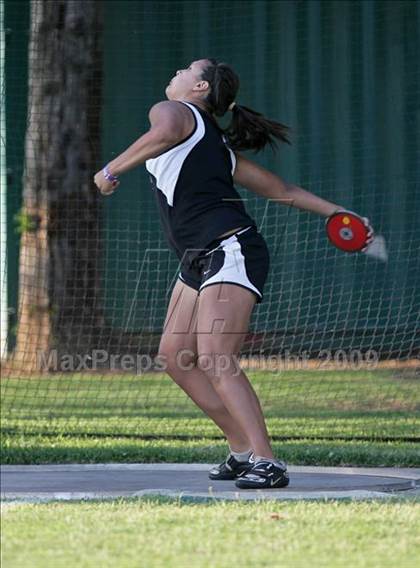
158,279,251,452
196,283,275,459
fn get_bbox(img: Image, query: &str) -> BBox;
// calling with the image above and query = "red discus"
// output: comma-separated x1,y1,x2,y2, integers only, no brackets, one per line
325,211,370,253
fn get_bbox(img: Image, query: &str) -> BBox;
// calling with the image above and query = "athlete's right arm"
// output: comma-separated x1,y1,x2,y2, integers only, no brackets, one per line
94,101,193,189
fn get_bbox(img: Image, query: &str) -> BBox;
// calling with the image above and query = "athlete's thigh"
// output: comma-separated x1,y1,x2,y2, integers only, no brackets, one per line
196,283,256,357
158,278,200,361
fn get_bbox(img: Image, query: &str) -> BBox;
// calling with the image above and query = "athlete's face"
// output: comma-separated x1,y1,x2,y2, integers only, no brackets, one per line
165,59,210,100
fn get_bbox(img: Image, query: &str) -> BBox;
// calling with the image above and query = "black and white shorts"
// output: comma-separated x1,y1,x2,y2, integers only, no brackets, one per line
178,225,270,304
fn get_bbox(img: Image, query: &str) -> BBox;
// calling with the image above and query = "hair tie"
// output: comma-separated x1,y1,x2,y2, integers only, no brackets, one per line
228,101,236,111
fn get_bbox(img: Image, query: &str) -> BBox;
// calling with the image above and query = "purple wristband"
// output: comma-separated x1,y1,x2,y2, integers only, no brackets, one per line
103,165,119,183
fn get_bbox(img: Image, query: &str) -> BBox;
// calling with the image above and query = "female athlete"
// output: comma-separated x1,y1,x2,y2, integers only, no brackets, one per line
94,58,373,489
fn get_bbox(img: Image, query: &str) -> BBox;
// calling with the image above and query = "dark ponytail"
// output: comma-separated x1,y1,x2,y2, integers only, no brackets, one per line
201,58,291,153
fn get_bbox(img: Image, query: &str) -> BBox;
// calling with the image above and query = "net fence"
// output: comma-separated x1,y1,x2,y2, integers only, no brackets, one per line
1,0,419,445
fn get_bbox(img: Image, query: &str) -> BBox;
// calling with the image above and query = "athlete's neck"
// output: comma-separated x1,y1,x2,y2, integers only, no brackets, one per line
181,98,209,114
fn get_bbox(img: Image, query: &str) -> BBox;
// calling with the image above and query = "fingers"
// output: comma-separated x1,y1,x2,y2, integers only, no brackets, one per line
93,174,120,195
362,216,372,229
362,217,374,236
362,229,375,252
100,181,119,195
359,217,375,252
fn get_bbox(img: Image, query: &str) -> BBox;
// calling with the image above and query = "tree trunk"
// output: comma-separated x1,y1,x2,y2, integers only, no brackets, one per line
13,0,104,371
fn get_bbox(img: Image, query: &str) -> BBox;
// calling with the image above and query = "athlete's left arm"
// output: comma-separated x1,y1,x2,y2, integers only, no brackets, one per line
233,152,343,217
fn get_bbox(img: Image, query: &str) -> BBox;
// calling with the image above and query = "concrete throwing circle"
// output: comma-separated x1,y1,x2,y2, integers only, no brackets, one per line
1,464,419,503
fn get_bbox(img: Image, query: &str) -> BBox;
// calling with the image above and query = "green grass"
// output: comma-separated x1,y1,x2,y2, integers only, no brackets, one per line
2,369,419,466
2,497,419,568
2,435,419,467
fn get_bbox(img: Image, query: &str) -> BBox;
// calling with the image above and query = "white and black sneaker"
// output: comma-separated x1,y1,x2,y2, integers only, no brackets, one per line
208,453,255,480
235,459,290,489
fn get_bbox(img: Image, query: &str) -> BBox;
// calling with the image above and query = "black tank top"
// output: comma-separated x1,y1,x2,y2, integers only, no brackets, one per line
145,101,256,266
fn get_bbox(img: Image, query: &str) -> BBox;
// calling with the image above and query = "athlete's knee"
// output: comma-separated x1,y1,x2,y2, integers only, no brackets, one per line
196,351,241,382
158,343,197,378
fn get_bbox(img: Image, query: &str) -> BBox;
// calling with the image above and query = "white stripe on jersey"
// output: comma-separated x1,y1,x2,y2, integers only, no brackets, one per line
146,102,236,206
222,134,236,175
145,102,205,207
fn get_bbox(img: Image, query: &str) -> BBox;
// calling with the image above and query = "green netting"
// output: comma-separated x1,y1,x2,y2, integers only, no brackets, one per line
1,0,419,450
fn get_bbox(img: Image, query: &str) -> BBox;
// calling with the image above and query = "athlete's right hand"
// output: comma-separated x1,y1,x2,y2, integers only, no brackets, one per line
93,170,120,195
